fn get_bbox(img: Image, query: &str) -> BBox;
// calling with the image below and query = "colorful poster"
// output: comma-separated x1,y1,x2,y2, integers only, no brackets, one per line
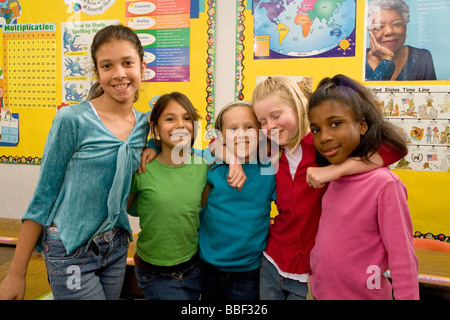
2,23,57,109
61,20,119,105
0,1,215,163
368,85,450,172
0,110,18,146
64,0,116,15
364,0,450,81
126,0,191,82
253,0,356,59
0,0,22,25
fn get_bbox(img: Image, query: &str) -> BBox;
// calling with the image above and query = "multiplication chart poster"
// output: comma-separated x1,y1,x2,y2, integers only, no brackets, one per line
2,23,57,109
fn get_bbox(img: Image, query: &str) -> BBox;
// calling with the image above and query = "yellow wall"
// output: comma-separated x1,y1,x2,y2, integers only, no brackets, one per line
0,0,211,161
1,1,448,236
240,3,449,236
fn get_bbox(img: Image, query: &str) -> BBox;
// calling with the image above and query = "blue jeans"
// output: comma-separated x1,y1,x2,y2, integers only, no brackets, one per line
202,261,259,300
260,255,308,300
134,256,203,300
42,226,129,300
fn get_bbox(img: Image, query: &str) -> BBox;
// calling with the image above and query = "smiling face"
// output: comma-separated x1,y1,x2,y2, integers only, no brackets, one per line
220,106,259,163
370,9,407,54
308,100,368,165
94,40,145,106
153,99,194,151
253,96,299,147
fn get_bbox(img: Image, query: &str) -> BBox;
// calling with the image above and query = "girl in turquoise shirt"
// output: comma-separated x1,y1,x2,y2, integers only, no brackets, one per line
199,101,276,300
0,25,149,300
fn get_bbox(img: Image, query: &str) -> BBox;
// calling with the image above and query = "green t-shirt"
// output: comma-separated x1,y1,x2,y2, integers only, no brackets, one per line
130,156,207,266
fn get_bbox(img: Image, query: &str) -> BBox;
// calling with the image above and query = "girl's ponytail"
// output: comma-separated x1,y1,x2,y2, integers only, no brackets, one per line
88,82,104,100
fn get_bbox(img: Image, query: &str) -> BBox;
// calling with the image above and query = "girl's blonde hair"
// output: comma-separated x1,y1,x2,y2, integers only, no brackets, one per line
252,76,310,153
214,100,259,132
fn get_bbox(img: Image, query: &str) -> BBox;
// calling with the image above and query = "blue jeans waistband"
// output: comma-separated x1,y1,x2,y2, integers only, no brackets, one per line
45,226,61,239
45,226,118,243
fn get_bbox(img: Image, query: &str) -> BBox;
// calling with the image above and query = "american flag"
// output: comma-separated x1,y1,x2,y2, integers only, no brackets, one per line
427,154,438,161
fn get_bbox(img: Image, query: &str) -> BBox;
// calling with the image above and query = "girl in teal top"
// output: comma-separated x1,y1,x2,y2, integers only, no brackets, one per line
128,92,208,300
199,101,276,300
0,25,149,300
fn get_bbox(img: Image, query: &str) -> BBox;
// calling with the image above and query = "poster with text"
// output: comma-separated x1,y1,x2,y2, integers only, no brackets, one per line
364,0,450,81
253,0,356,59
0,0,216,164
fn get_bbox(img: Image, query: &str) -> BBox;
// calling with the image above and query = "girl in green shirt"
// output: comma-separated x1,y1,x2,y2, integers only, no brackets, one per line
128,92,207,300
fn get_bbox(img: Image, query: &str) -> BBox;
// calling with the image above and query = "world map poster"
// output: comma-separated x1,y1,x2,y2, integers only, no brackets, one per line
253,0,356,59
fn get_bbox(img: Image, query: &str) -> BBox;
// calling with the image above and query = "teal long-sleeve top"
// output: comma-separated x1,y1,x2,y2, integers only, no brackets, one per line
23,101,149,254
199,162,277,272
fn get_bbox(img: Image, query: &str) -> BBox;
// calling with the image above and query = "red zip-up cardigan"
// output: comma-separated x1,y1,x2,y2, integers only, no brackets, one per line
265,132,323,275
265,132,404,275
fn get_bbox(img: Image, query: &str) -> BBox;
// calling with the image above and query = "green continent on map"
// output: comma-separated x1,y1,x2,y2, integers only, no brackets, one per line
308,0,346,22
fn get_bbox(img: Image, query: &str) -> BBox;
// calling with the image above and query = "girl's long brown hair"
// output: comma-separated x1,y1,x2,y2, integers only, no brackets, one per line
88,24,144,102
150,92,201,147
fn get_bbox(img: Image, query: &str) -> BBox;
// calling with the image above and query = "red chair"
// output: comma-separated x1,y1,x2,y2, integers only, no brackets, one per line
413,238,450,253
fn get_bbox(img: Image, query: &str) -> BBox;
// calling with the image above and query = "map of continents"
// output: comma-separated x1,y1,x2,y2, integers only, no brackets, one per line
253,0,356,58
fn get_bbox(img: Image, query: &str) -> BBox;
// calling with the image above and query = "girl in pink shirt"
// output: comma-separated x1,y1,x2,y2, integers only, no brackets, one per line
308,74,419,300
252,76,405,300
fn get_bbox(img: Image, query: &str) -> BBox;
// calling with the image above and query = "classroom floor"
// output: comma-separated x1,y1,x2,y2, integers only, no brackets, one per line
0,218,20,265
0,245,15,265
0,245,40,265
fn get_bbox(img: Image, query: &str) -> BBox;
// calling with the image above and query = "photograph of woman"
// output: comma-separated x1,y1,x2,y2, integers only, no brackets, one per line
365,0,437,81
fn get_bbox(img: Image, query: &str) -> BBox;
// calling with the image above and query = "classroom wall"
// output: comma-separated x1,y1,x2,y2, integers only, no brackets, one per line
237,0,449,238
0,0,237,233
0,0,448,238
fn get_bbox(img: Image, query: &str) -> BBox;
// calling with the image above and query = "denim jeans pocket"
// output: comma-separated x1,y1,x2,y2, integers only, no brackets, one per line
43,230,90,274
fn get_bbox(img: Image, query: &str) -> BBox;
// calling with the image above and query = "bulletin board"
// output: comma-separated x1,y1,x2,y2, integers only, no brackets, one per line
0,0,216,164
236,0,449,239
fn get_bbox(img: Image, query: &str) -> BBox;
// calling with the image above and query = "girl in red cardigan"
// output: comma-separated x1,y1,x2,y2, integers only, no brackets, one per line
252,76,405,300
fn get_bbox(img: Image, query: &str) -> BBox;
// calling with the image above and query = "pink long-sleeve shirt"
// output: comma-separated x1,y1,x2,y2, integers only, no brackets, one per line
310,168,419,300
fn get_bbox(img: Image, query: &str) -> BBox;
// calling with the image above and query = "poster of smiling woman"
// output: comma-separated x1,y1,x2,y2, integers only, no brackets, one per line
364,0,450,81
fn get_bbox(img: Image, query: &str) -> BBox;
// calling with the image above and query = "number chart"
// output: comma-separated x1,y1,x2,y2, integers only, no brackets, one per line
2,23,57,109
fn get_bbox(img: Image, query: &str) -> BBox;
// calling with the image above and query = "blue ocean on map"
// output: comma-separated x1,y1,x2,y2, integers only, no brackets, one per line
254,0,356,58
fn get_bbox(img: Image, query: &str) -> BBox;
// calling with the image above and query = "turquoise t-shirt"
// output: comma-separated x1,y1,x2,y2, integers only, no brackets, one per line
130,156,207,266
199,162,276,272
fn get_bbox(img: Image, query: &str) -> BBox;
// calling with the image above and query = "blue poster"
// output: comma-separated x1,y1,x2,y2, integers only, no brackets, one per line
0,111,19,147
253,0,357,59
